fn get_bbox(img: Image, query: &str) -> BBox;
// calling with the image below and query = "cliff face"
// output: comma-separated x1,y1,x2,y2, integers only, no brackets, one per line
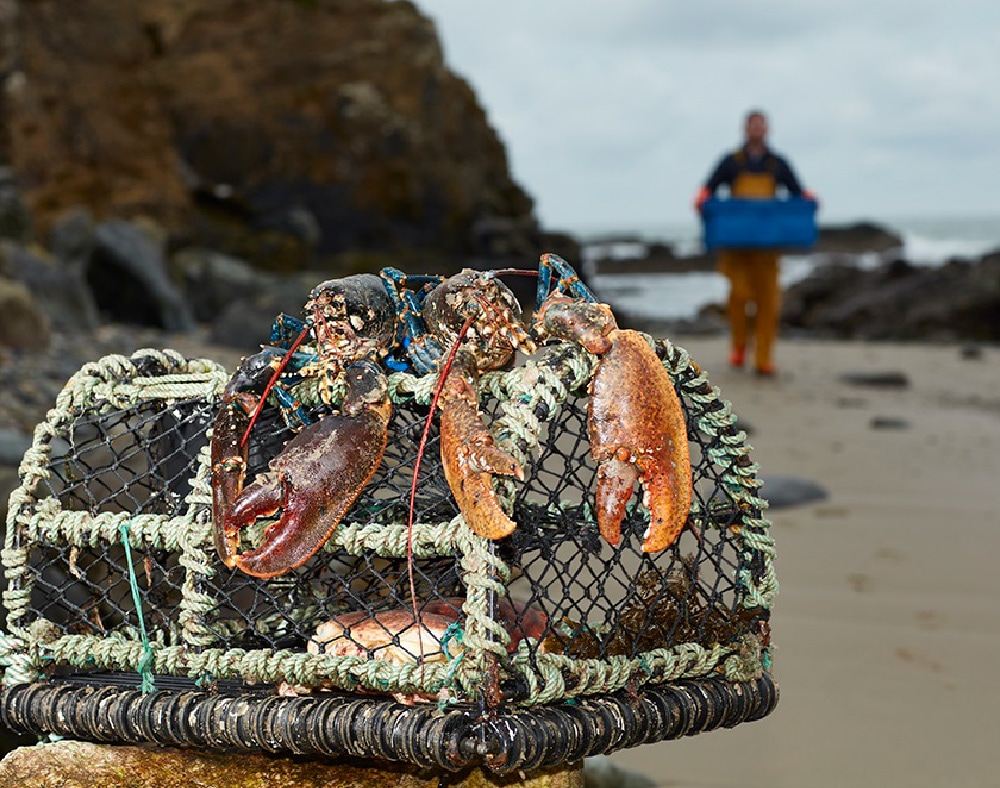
2,0,535,270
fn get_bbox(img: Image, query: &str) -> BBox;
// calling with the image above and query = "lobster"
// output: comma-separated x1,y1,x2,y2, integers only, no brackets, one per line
211,255,694,583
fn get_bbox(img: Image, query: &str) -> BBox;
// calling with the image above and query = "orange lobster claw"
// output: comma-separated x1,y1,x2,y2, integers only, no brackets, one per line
438,348,524,540
534,297,693,553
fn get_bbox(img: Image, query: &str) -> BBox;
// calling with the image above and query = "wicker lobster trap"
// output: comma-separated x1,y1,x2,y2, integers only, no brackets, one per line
0,330,778,773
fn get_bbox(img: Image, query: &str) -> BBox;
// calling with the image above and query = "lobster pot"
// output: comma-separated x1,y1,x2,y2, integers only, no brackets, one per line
0,341,778,774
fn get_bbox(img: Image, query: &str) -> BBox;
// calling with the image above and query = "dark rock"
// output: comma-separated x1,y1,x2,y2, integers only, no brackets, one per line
759,474,830,510
170,248,272,324
209,298,278,351
813,221,903,255
0,427,31,465
869,416,910,430
207,275,317,351
470,215,539,260
960,343,984,360
584,755,656,788
782,253,1000,341
7,0,536,271
49,208,97,268
734,417,755,437
838,371,910,389
0,240,100,334
0,166,32,242
89,219,195,332
0,276,50,350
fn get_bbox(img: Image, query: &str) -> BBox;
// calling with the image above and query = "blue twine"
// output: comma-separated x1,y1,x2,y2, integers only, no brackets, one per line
440,621,464,660
119,521,156,693
436,623,467,711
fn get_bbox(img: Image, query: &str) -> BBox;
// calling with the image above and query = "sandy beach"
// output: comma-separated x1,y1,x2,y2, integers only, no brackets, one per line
605,335,999,788
3,330,996,786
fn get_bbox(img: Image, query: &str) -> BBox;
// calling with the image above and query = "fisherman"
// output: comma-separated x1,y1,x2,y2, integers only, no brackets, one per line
694,109,816,377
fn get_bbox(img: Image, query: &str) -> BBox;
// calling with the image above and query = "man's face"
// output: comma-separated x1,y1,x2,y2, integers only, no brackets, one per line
745,114,768,144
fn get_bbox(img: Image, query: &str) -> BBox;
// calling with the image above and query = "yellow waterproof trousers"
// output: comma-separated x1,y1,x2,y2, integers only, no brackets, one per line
717,249,781,370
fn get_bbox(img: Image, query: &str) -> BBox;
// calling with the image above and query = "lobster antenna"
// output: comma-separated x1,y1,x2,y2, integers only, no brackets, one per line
407,313,476,672
239,325,311,449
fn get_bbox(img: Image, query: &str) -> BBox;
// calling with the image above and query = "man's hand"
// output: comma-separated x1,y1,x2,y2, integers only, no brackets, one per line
693,186,711,212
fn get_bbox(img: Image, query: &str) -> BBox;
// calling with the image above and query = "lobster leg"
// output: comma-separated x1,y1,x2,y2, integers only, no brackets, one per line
536,252,598,306
211,391,258,568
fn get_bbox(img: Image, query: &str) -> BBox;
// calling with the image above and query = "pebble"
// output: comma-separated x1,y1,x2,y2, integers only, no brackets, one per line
759,474,830,510
584,755,657,788
870,415,911,430
960,343,983,360
838,370,910,389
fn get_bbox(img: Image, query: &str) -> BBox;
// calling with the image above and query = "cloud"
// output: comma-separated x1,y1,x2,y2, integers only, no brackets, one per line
415,0,1000,230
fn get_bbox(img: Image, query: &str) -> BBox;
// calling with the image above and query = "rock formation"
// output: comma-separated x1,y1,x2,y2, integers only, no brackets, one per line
1,0,536,271
781,253,1000,341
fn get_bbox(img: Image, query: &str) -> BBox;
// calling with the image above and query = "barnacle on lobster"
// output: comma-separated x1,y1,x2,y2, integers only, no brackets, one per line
533,294,693,553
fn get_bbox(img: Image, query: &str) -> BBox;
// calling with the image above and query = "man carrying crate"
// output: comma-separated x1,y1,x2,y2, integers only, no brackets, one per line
694,109,816,377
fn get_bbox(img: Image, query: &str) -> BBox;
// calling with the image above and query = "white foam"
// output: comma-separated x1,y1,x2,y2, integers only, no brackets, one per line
578,215,1000,319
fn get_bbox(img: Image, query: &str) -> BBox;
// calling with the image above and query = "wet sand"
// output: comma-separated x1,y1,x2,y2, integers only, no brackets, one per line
609,336,999,788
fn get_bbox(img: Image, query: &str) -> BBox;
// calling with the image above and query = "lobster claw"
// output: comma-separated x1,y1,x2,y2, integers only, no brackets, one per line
211,360,390,578
534,296,693,553
438,347,524,540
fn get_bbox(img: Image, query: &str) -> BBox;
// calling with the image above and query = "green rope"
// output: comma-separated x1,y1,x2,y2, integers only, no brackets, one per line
119,521,156,693
440,621,464,659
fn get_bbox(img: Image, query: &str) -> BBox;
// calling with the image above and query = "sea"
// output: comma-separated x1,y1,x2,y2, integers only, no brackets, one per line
578,215,1000,320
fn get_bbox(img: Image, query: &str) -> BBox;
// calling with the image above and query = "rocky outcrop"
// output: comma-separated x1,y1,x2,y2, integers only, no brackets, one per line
781,253,1000,341
0,273,48,349
90,218,195,331
2,0,536,271
813,222,902,255
589,221,904,275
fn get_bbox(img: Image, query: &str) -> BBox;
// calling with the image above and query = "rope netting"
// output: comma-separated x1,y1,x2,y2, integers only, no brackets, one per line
1,336,775,713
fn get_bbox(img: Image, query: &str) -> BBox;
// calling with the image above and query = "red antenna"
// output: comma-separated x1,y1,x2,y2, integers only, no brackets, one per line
239,325,312,449
406,313,475,670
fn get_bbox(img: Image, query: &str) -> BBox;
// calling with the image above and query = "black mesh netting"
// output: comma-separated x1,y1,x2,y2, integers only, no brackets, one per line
5,345,771,702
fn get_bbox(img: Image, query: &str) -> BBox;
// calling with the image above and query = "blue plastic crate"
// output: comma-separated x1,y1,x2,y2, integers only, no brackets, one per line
701,197,817,251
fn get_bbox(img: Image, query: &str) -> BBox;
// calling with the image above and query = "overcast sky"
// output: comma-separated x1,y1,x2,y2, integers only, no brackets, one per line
414,1,999,234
